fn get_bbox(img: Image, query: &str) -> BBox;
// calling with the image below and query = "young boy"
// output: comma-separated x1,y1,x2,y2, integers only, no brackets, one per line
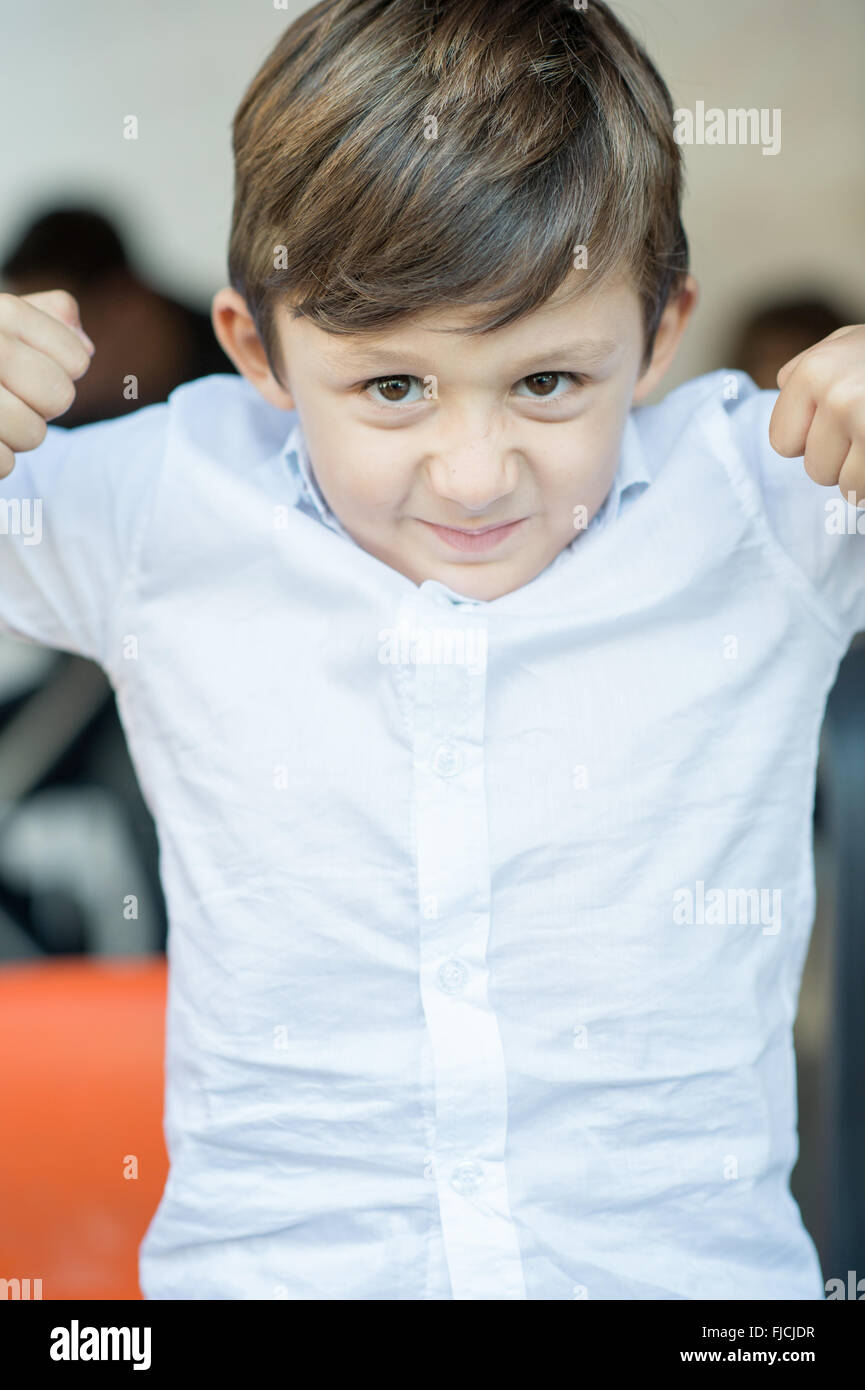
1,0,864,1301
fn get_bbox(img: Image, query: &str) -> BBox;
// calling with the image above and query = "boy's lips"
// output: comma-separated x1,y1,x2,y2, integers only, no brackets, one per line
417,516,528,553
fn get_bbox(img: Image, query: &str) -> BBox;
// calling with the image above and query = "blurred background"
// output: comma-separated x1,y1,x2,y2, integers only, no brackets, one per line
0,0,863,1299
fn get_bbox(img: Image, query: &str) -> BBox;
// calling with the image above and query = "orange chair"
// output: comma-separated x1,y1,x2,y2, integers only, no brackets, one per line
0,955,168,1300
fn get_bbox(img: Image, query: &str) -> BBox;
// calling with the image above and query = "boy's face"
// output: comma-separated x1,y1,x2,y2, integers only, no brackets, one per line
217,270,694,601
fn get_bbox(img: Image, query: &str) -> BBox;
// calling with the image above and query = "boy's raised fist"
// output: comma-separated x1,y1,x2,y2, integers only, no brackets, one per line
0,289,95,478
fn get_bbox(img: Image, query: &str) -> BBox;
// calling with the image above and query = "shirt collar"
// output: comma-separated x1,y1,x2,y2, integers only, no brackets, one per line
587,411,652,535
279,408,652,541
281,418,353,540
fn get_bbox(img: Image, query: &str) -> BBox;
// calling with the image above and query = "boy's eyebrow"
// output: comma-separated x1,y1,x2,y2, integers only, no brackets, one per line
505,337,621,373
328,336,621,375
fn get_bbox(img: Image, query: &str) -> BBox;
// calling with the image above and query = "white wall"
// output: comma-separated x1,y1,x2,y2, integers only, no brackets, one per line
618,0,865,388
1,0,863,392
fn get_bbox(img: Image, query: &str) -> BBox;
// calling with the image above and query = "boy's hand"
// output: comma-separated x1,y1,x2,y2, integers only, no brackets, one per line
0,290,95,478
769,325,865,506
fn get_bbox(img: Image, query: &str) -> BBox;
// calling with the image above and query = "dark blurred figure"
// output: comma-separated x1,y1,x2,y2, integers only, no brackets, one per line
0,205,236,426
728,295,848,390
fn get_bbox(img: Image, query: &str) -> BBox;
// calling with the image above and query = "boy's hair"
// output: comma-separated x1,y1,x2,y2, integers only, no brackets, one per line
228,0,689,385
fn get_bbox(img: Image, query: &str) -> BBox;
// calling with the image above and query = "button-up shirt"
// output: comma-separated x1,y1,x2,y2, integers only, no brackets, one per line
2,366,862,1300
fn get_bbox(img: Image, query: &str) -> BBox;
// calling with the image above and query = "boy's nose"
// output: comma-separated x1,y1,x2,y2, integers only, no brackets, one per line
427,437,520,514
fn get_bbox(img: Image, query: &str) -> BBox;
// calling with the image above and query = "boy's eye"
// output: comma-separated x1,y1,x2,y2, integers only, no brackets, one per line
516,371,584,399
364,375,425,406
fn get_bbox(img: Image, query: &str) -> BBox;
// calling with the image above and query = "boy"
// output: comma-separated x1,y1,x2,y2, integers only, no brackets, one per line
1,0,864,1300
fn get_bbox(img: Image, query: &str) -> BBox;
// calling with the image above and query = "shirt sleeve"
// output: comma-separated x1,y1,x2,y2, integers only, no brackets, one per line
0,401,168,668
724,370,865,649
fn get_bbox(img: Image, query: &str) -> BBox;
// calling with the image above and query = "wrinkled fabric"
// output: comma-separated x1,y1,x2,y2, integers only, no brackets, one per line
2,367,859,1300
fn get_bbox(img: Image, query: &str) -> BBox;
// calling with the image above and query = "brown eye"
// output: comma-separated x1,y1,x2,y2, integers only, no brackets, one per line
376,377,412,401
524,373,560,396
364,374,425,409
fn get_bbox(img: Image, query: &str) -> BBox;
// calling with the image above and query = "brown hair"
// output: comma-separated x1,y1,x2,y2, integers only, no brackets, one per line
228,0,689,385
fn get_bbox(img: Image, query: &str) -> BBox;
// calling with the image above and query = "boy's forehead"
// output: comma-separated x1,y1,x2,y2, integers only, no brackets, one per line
279,269,639,368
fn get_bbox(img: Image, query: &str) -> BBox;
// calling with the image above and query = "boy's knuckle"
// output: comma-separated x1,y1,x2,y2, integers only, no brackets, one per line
46,377,75,417
825,379,858,414
23,412,47,450
9,415,40,452
51,288,79,317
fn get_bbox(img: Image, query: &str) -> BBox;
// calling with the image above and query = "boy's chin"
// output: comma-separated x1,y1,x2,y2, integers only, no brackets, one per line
414,551,565,604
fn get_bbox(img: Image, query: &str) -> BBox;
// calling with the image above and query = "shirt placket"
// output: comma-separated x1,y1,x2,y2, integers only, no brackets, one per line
408,587,526,1299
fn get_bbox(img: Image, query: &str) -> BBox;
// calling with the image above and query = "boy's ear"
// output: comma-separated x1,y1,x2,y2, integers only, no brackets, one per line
631,274,699,404
211,287,295,410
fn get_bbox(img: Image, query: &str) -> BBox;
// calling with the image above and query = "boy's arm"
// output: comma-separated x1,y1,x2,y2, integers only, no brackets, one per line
0,290,166,667
728,326,865,648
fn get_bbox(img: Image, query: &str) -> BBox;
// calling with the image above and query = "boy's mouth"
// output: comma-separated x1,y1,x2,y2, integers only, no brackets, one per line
417,517,528,553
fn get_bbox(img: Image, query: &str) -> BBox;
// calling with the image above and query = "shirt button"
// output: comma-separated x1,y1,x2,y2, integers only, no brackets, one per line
432,741,461,777
437,958,468,994
451,1160,484,1196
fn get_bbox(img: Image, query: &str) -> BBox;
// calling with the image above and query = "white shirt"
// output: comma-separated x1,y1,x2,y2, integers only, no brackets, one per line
2,367,862,1300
